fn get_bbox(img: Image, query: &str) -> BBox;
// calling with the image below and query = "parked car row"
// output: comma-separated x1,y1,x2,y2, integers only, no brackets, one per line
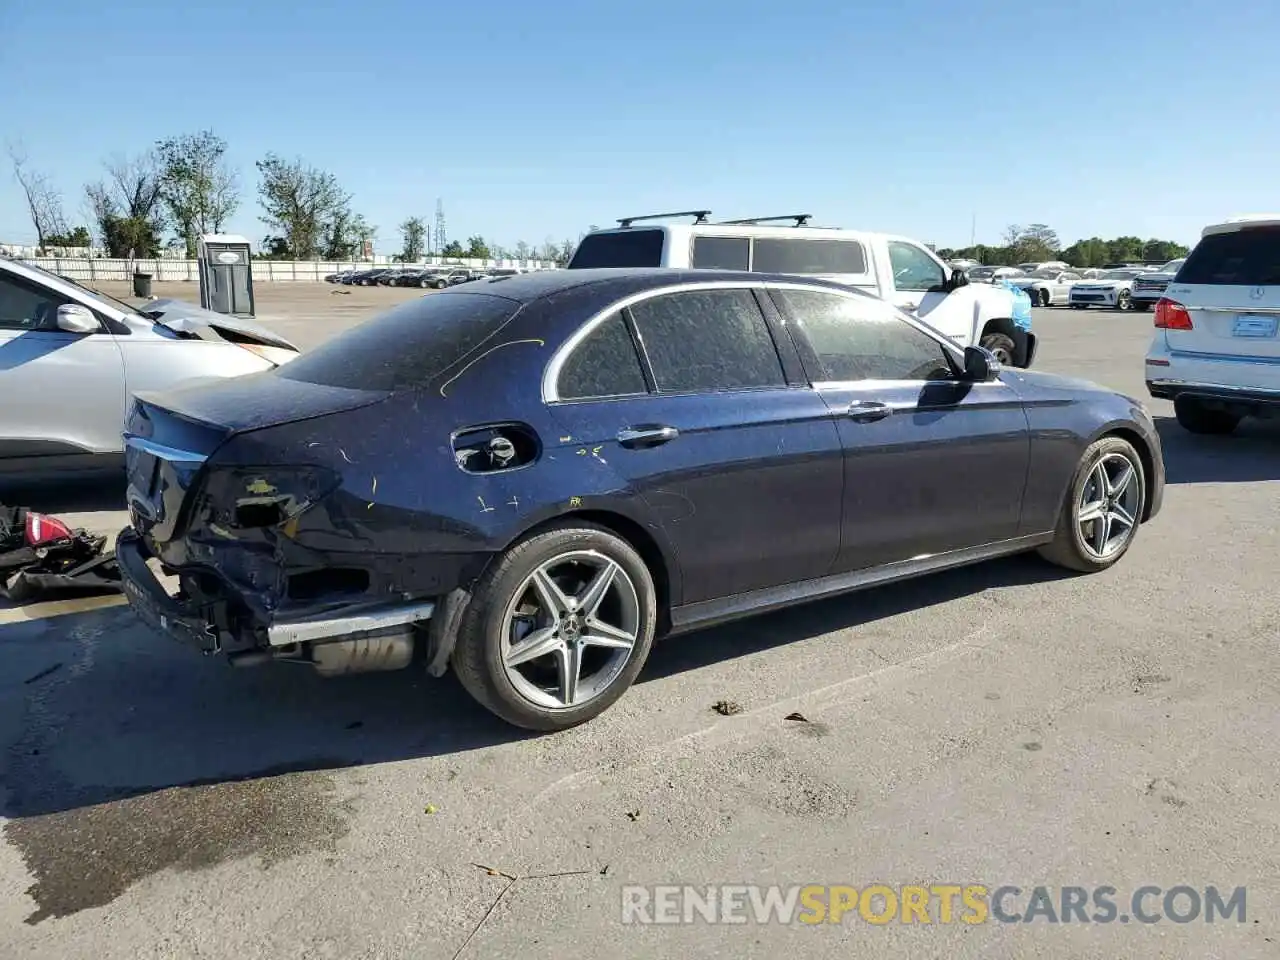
324,266,528,288
955,260,1189,311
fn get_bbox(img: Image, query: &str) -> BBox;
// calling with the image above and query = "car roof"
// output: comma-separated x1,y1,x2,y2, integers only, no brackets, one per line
433,266,876,305
1203,215,1280,237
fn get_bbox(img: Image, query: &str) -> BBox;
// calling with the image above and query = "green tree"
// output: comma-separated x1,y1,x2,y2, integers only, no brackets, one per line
155,131,239,258
1142,238,1189,262
513,240,531,260
465,235,490,259
399,216,426,261
256,153,349,259
43,226,92,248
441,240,465,258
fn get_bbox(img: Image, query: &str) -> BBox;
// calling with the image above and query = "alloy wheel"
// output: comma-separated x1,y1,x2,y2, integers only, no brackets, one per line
499,550,640,710
1076,453,1140,560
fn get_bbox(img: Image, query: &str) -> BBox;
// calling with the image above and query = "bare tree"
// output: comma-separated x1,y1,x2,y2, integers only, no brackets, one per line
7,143,67,251
84,149,167,257
156,131,240,257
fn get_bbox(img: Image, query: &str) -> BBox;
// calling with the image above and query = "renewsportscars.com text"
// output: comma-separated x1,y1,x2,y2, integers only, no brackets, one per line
621,884,1247,926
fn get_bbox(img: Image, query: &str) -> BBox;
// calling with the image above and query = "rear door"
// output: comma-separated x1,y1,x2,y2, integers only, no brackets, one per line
769,286,1030,573
546,285,844,605
1163,226,1280,386
0,268,126,464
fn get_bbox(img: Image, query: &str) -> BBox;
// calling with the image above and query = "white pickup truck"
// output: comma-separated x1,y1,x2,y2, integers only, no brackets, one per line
567,212,1037,367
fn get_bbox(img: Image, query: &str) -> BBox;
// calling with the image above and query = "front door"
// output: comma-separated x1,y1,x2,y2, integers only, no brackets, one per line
769,286,1031,573
0,270,125,466
546,287,844,605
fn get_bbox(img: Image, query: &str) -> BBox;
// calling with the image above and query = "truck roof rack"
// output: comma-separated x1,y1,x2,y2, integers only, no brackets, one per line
717,213,814,227
616,210,712,227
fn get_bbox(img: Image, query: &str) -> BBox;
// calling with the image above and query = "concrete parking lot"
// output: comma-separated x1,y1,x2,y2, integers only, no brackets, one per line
2,290,1278,958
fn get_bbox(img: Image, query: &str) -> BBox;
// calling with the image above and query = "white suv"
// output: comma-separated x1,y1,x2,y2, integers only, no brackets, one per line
567,211,1037,367
1146,215,1280,434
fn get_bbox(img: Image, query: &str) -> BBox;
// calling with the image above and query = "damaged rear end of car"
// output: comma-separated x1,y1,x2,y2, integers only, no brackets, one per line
117,290,529,677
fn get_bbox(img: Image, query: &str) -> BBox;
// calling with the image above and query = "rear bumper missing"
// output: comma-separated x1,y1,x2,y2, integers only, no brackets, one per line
117,528,439,674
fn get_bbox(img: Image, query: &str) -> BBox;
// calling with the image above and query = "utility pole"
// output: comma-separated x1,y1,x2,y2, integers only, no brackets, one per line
435,199,446,255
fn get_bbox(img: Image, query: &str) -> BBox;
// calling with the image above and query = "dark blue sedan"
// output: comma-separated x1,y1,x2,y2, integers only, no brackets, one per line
116,268,1164,730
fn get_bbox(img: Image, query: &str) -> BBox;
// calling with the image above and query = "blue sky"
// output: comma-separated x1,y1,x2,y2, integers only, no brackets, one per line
2,0,1275,252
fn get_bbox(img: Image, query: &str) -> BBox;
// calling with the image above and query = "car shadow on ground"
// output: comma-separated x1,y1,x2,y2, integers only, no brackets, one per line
1155,415,1280,484
644,553,1074,681
1,553,1073,820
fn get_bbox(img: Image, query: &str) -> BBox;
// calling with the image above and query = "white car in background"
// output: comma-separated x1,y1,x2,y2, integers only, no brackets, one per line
1068,268,1149,310
1008,268,1083,307
1146,215,1280,434
0,257,298,480
966,266,1026,285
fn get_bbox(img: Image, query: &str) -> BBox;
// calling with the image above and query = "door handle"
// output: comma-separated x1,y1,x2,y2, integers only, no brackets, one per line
902,302,919,312
846,400,892,423
617,425,679,448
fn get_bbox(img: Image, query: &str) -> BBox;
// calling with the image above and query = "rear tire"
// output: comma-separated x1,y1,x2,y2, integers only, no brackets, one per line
1037,289,1051,307
1038,436,1146,573
1174,396,1240,435
979,332,1016,365
1132,302,1151,312
451,522,658,731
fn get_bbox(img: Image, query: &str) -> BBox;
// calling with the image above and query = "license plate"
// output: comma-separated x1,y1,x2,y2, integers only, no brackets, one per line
1233,314,1278,338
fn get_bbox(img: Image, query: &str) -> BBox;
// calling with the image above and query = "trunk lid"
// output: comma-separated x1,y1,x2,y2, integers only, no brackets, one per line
125,372,389,546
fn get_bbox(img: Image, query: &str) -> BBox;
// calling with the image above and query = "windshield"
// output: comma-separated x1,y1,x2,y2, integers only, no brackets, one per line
1100,270,1142,280
1030,269,1060,278
1160,259,1186,273
968,267,995,278
15,259,142,315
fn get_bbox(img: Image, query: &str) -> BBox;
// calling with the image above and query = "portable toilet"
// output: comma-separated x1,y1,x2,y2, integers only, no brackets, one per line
197,234,255,317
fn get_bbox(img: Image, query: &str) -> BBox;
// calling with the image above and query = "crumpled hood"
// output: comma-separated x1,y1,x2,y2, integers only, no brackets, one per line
140,298,298,352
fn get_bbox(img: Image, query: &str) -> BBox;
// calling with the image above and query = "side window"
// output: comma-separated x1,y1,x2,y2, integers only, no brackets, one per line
691,236,750,270
558,312,649,401
773,289,953,382
628,289,786,393
751,238,867,275
887,242,946,293
0,274,70,331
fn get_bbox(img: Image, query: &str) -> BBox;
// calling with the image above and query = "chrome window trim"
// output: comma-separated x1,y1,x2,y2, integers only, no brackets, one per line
542,279,960,403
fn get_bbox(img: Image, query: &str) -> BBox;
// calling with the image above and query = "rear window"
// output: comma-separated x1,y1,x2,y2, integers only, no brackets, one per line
751,238,867,275
276,292,520,391
568,230,664,268
1178,229,1280,286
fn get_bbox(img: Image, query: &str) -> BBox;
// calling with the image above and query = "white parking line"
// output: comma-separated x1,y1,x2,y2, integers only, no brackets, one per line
0,595,127,625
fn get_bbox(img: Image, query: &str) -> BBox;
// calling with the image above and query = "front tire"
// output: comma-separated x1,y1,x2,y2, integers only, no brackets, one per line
1038,436,1146,573
1037,289,1051,307
1116,289,1133,311
1174,396,1240,435
979,331,1016,365
451,522,658,731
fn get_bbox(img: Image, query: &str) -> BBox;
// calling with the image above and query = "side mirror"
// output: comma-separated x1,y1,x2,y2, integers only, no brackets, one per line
946,269,969,292
963,345,1001,382
56,304,99,334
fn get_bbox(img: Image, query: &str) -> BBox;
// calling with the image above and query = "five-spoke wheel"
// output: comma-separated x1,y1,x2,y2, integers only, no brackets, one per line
451,523,657,730
1039,436,1147,572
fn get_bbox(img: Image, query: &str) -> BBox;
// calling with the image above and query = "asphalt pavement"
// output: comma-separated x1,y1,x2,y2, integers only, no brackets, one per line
2,298,1278,959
